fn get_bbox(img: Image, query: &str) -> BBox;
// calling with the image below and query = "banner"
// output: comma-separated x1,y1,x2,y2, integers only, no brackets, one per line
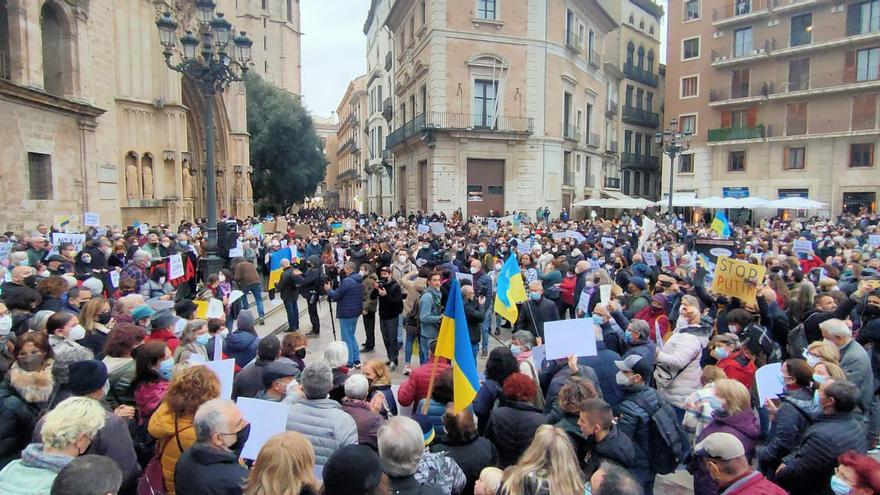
83,212,100,227
51,233,86,253
693,238,737,286
793,239,812,256
711,257,766,304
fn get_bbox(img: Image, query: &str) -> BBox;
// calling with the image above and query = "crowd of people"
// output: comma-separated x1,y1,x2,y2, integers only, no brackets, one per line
0,206,880,494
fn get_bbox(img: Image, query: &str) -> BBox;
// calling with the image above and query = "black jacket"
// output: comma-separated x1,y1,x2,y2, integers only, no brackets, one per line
463,298,486,344
0,381,45,469
803,297,857,344
514,297,559,339
583,425,636,479
431,436,498,495
373,278,404,321
174,442,248,495
0,282,41,309
776,412,867,495
485,401,547,468
756,387,814,476
616,384,662,483
275,267,299,301
388,475,444,495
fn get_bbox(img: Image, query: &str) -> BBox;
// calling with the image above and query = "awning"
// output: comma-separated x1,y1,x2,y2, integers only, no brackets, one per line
768,197,828,209
653,196,827,209
573,192,655,209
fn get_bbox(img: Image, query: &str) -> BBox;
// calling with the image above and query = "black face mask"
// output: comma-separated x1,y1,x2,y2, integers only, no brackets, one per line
24,275,37,289
770,266,782,273
17,354,45,372
294,348,307,359
228,423,251,457
97,311,112,325
864,304,880,320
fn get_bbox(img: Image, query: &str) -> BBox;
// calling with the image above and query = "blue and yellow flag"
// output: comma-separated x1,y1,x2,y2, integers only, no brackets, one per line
711,210,732,238
267,247,293,290
494,253,527,324
436,278,481,412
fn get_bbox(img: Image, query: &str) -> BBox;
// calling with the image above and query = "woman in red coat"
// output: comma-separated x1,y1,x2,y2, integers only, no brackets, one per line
634,293,671,343
711,333,756,390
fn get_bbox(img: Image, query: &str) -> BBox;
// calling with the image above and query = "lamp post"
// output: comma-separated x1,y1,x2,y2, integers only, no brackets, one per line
654,118,691,218
156,2,252,277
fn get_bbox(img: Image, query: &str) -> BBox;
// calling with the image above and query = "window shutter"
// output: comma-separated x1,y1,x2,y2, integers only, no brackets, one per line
721,111,732,128
844,51,856,83
747,107,758,127
870,144,875,167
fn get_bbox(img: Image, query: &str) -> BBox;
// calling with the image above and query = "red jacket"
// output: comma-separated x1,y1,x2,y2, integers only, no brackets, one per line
559,275,577,306
397,357,451,408
145,329,181,353
724,471,788,495
798,254,824,274
717,351,757,390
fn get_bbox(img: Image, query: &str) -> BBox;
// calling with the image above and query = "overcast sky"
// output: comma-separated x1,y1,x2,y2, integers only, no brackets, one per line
300,0,669,118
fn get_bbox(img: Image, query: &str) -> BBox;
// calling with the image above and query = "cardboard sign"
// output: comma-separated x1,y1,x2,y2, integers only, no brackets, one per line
168,254,185,280
544,318,598,360
275,218,289,234
487,219,498,232
109,271,120,288
84,212,100,227
417,224,430,234
294,224,312,238
660,250,672,267
429,222,446,235
793,240,812,256
236,397,289,460
51,233,86,253
711,257,767,304
261,221,276,234
642,251,657,267
228,241,244,258
601,237,615,249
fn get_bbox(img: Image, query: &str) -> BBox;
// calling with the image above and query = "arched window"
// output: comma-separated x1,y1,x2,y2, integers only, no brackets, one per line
41,2,64,95
639,20,645,30
637,46,645,68
628,14,635,24
647,50,655,73
626,42,635,66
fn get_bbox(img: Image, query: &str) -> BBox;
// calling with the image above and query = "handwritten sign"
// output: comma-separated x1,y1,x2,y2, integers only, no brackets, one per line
711,257,766,305
793,240,812,256
84,212,99,227
51,233,86,253
601,237,615,249
417,224,430,234
168,254,185,280
642,251,657,267
429,222,446,235
109,271,120,288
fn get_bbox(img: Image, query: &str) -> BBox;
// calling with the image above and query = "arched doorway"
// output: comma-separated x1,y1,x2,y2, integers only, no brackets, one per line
182,79,230,220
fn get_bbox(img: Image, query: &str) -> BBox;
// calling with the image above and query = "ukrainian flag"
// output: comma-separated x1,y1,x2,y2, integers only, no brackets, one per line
330,222,344,234
711,210,732,238
494,253,527,324
267,247,293,290
436,278,481,412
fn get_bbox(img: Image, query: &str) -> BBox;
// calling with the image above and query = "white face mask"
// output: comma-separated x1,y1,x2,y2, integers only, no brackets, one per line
101,380,110,398
398,255,408,263
159,277,166,284
0,315,11,336
68,324,86,341
218,274,226,283
469,267,479,274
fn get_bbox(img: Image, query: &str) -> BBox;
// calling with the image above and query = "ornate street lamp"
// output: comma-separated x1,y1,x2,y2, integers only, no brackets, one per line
655,118,691,217
156,6,253,277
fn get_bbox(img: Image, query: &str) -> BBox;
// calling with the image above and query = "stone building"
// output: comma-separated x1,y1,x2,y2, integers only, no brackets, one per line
226,0,301,95
363,0,395,215
335,74,368,211
312,113,340,209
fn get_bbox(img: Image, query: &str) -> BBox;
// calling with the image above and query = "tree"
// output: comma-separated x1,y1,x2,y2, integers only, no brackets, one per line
246,74,327,214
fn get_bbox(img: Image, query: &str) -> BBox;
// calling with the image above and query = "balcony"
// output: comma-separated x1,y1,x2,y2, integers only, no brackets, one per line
709,72,880,108
589,49,601,68
606,100,618,117
588,132,600,148
565,30,582,53
382,97,393,122
622,105,660,128
336,169,360,182
605,177,621,189
563,123,581,141
713,0,818,28
606,140,618,154
623,63,659,88
386,112,534,149
336,138,353,156
621,153,660,171
707,125,766,142
563,170,575,186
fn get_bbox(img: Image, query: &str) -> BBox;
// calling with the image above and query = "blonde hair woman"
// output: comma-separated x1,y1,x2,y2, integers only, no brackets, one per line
364,360,397,417
805,340,840,365
475,467,504,495
245,432,319,495
814,361,847,382
500,425,585,495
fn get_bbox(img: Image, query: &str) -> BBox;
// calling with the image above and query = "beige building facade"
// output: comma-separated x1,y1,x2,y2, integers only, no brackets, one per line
335,74,368,211
364,0,395,215
385,0,617,217
312,113,340,208
664,0,880,216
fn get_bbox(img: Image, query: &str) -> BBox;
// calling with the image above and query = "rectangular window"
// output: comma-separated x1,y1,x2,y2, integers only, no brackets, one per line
685,0,700,20
287,0,293,21
852,94,878,131
681,76,698,98
634,132,642,155
420,0,426,25
624,130,633,153
679,153,694,173
731,110,748,128
586,104,593,135
731,68,750,98
420,85,427,114
784,147,806,170
683,37,700,59
644,134,652,156
625,85,634,106
728,150,746,172
680,114,697,135
850,0,880,35
28,153,53,200
636,88,644,110
477,0,497,20
790,13,812,47
473,79,497,127
788,58,810,91
646,92,654,112
733,27,752,57
857,47,880,81
786,102,807,135
850,143,875,167
735,0,751,15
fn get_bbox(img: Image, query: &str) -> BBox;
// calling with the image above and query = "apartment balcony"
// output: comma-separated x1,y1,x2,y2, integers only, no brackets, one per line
606,140,618,154
588,132,600,148
707,125,767,143
335,138,353,156
381,149,393,163
336,169,360,182
386,112,534,150
623,63,659,88
713,0,818,28
709,72,880,108
621,153,660,171
605,177,621,189
382,97,393,122
622,105,660,128
565,30,582,54
563,123,581,142
589,49,601,68
606,100,618,117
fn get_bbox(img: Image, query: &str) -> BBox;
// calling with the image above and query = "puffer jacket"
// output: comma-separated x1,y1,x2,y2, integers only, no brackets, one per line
776,412,867,495
327,273,364,319
147,402,196,495
0,443,72,495
397,359,451,409
485,401,547,468
431,436,498,495
103,356,136,408
690,409,762,495
285,398,358,469
616,384,663,484
655,322,712,408
224,329,259,368
0,364,54,469
756,387,814,476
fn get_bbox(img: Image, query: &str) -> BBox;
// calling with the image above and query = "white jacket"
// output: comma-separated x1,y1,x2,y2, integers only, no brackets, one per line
654,323,711,409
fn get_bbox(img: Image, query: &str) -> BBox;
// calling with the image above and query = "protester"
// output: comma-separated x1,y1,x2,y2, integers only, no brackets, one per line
225,311,260,368
431,406,498,495
321,444,388,495
655,295,712,418
133,341,172,423
363,359,398,418
498,425,585,495
232,335,280,400
398,340,450,413
377,416,444,495
174,319,210,364
78,297,113,357
244,432,320,495
694,432,786,495
831,450,880,495
472,347,518,434
757,358,815,477
325,262,364,367
485,373,547,468
278,332,307,374
50,454,123,495
374,266,404,369
340,374,384,449
578,398,636,478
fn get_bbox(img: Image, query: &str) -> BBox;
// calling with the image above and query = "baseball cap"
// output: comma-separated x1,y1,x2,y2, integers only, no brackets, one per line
694,432,745,460
614,354,653,382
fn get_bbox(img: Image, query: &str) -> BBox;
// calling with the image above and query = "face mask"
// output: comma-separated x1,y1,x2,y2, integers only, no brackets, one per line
714,347,730,359
479,247,486,254
294,348,307,359
510,345,523,355
0,315,11,336
196,334,210,346
529,291,541,301
15,259,29,267
68,324,86,341
151,242,159,247
624,332,634,343
17,353,44,372
179,240,189,247
592,315,604,326
830,475,853,495
81,255,92,264
470,267,479,274
228,423,251,457
615,371,632,386
218,274,226,283
312,240,319,245
158,357,175,380
804,351,820,367
159,277,167,284
813,373,827,384
677,315,689,328
97,311,112,325
495,264,502,271
398,255,408,263
161,242,170,248
650,306,663,314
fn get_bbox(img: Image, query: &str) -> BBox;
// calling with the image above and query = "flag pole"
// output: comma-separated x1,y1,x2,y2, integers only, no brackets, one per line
421,351,442,416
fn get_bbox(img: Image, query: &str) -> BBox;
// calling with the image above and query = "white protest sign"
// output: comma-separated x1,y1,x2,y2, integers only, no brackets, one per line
516,242,531,255
168,254,185,280
567,231,586,243
280,239,288,249
660,250,672,267
236,397,289,460
190,226,201,238
247,226,262,238
551,232,569,241
201,359,235,400
0,242,12,262
51,233,86,253
84,212,100,227
213,335,224,361
870,235,880,247
228,241,244,258
654,320,664,349
755,362,784,407
599,285,612,305
531,345,546,367
455,272,473,286
543,318,598,360
138,224,149,235
601,237,615,249
642,251,657,267
417,224,430,234
109,271,120,288
429,222,446,235
228,290,244,304
793,240,812,256
487,219,498,232
388,220,397,228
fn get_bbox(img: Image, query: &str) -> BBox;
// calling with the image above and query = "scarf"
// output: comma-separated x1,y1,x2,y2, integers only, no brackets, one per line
9,361,55,404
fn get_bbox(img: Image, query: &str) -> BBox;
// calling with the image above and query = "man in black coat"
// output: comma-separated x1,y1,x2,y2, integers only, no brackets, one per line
373,266,404,370
461,284,486,361
578,398,636,480
515,281,559,340
274,259,301,332
298,255,325,337
175,399,249,495
775,379,867,495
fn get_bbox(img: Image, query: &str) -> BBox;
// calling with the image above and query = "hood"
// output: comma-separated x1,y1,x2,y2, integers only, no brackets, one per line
713,409,761,440
226,330,258,351
783,393,821,420
9,361,55,404
20,443,74,473
679,322,713,339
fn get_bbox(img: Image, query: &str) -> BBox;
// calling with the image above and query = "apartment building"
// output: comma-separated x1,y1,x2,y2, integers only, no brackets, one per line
364,0,396,215
312,114,340,208
336,75,368,211
601,0,665,200
384,0,617,216
665,0,880,215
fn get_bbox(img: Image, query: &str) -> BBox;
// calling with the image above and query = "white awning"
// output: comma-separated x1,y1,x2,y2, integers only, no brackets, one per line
768,197,828,209
573,193,655,209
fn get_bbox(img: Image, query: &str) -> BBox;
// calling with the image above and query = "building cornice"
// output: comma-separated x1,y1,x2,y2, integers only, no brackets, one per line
0,79,105,120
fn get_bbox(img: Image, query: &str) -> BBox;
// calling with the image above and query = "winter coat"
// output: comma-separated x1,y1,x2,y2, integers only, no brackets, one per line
141,279,175,300
341,398,384,450
368,384,398,418
554,415,591,472
690,409,762,495
634,306,671,343
431,436,499,495
103,356,136,408
0,365,54,469
616,384,663,484
717,351,757,390
362,273,379,313
419,287,444,340
0,443,72,495
174,442,248,495
231,360,271,400
623,339,656,371
145,329,180,353
134,379,169,424
514,297,559,340
224,329,260,368
655,322,712,408
722,471,788,495
327,273,364,319
578,341,624,408
473,378,503,435
147,402,197,495
285,397,358,469
233,260,261,288
583,425,636,480
838,339,874,413
397,358,451,409
388,474,444,495
485,401,547,468
414,399,447,436
776,412,867,495
78,324,111,358
275,267,300,302
756,387,814,476
463,298,485,344
374,278,404,321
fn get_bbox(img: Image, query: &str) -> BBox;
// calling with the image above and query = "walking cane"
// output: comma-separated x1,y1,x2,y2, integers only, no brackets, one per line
327,298,337,341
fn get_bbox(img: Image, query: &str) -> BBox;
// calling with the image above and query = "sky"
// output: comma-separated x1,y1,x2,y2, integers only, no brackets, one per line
300,0,669,117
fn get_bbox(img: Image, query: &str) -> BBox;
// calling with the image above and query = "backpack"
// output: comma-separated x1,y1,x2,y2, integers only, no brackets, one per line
404,300,421,337
631,395,688,475
787,322,808,359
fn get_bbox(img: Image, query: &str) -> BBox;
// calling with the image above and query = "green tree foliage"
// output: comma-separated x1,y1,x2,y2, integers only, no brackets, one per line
246,74,327,214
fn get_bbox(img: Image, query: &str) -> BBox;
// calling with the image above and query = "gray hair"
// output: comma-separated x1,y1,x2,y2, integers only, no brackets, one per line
344,374,370,400
512,330,536,350
8,251,28,267
194,398,236,443
628,319,651,340
133,250,152,262
323,341,349,368
41,397,106,449
378,416,424,477
301,361,333,400
820,318,852,339
344,261,358,273
81,277,104,297
182,319,208,345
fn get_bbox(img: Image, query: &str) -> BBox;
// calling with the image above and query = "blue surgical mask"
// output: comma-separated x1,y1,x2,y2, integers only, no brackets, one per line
830,474,853,495
714,347,730,359
812,373,827,384
813,389,821,405
592,315,604,326
158,358,174,380
196,334,210,346
529,291,541,301
624,332,633,343
510,345,523,355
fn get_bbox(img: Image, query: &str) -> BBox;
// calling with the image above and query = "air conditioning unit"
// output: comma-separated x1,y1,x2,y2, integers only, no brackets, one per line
754,48,765,54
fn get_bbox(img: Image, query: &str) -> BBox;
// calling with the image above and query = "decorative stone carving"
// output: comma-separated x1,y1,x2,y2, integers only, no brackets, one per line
125,155,140,199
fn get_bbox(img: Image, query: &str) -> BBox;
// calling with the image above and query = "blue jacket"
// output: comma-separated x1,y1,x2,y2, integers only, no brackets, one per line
224,329,259,368
327,273,364,319
303,243,323,260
